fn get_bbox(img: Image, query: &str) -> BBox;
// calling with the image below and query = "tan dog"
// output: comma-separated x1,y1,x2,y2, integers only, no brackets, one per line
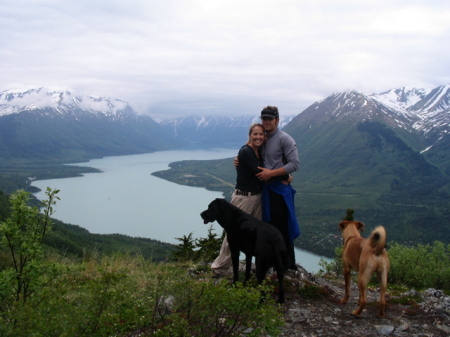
338,221,390,317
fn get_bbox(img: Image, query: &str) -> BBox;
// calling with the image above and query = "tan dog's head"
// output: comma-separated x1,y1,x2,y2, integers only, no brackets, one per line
338,221,365,239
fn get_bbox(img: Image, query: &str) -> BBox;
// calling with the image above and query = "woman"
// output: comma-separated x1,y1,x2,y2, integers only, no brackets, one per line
211,123,265,277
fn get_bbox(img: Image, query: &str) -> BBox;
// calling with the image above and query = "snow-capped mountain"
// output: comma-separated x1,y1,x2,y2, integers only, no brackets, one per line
0,87,132,119
284,84,450,204
297,84,450,150
0,88,177,160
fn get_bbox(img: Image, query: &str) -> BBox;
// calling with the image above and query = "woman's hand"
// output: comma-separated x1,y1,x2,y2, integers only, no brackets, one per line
281,174,293,185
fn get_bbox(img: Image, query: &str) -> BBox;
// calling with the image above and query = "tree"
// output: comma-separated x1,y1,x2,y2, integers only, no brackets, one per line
195,225,223,262
0,188,60,314
342,209,354,221
172,232,197,262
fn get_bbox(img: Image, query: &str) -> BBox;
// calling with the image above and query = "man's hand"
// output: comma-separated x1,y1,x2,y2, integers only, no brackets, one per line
256,167,274,181
256,167,289,182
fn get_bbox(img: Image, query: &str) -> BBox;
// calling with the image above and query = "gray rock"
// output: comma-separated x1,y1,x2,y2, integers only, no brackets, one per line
396,322,411,332
375,324,395,335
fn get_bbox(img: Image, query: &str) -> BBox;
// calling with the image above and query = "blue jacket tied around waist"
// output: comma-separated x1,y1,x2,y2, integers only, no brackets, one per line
262,181,300,244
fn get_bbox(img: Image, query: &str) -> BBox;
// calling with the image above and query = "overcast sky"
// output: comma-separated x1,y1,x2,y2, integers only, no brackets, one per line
1,0,449,119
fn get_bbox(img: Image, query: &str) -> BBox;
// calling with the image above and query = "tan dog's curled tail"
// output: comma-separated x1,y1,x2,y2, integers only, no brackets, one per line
370,226,387,255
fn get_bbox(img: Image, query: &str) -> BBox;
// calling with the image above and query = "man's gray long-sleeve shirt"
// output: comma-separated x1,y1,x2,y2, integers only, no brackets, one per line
261,128,300,175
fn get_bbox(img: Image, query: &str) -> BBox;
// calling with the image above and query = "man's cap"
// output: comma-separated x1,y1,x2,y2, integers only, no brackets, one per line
260,107,279,119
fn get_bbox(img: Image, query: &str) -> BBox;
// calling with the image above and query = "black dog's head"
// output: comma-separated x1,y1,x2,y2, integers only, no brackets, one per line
200,198,222,224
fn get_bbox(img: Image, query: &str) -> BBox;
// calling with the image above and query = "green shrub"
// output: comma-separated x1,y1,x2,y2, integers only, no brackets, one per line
298,282,326,299
318,245,343,276
153,279,284,336
388,241,450,290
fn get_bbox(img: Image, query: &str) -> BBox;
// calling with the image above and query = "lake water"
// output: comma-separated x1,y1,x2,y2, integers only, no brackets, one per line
32,149,329,273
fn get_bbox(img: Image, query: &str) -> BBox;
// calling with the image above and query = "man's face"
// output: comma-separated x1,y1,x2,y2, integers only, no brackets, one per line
261,117,279,134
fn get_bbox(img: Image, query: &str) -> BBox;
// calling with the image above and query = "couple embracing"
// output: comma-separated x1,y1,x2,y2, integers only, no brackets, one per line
212,106,300,277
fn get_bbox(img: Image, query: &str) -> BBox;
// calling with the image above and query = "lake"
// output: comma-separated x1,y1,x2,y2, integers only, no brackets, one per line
32,149,329,273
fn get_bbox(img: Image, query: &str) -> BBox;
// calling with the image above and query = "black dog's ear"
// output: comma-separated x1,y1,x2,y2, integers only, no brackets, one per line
216,198,226,211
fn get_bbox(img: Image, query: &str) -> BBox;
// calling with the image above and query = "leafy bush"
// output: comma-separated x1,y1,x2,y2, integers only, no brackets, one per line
318,245,343,276
153,279,283,336
388,241,450,290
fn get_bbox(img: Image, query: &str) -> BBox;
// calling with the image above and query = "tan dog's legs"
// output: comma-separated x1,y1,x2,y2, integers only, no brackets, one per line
377,271,388,317
340,267,351,304
352,271,369,316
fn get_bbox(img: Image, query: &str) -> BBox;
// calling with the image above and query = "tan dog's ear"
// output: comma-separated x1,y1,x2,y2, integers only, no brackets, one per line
338,221,348,231
355,221,365,232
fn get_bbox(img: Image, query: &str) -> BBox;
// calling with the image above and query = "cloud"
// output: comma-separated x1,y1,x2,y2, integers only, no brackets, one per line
1,0,450,118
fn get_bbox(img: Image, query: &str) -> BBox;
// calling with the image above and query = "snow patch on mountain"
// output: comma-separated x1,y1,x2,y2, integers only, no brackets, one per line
374,87,428,109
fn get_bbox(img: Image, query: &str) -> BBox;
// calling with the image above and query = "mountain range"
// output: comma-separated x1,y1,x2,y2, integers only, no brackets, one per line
1,85,449,255
0,88,177,162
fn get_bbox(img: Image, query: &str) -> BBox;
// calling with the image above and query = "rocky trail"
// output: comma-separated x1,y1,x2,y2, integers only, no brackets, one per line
272,266,450,337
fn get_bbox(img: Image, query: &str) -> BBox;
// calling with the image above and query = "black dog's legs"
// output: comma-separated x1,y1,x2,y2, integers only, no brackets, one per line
274,269,285,304
231,251,240,283
244,253,252,283
255,260,285,304
273,252,286,304
255,261,267,303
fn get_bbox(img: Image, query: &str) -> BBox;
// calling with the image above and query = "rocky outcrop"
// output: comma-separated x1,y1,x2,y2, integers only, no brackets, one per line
276,267,450,336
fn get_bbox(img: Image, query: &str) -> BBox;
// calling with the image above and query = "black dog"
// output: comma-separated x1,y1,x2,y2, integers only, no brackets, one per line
200,198,289,303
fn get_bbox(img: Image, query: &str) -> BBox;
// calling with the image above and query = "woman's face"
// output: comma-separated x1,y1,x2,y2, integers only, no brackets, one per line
249,125,265,148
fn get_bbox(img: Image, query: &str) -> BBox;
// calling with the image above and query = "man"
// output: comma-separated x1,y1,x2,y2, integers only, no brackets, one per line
256,106,300,270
